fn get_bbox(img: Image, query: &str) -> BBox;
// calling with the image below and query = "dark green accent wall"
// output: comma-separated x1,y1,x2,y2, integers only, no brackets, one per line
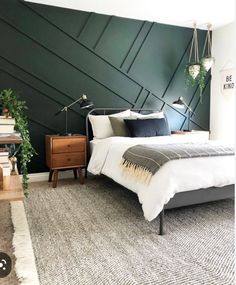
0,0,210,173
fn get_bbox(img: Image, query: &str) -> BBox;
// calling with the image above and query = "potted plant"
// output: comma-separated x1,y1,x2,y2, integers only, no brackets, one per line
185,24,207,101
185,62,207,100
201,56,214,72
0,88,36,195
186,62,201,79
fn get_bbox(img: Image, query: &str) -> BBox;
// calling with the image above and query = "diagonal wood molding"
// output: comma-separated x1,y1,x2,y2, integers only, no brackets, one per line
0,0,210,173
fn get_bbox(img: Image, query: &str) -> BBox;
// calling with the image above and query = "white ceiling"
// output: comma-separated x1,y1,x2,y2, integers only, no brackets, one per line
25,0,235,30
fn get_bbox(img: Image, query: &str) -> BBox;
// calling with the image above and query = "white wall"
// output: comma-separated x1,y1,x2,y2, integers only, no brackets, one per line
210,22,235,144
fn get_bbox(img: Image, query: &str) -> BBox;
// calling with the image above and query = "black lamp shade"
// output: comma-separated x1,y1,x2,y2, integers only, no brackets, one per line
80,99,94,109
172,97,185,109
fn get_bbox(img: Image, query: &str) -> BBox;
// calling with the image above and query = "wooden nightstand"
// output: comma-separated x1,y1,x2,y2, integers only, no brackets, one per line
45,135,87,188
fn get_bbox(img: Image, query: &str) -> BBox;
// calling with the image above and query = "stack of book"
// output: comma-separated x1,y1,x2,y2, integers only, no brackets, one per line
0,148,11,176
0,116,15,134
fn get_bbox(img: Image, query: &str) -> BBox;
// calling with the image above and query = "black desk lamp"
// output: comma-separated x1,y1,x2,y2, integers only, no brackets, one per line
172,97,193,132
55,94,93,136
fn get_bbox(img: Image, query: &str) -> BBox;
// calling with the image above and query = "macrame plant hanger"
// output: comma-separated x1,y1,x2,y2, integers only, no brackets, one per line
201,23,214,71
188,23,200,79
186,23,207,103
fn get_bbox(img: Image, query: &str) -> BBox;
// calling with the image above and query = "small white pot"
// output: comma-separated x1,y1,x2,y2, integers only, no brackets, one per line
201,57,215,71
188,64,201,79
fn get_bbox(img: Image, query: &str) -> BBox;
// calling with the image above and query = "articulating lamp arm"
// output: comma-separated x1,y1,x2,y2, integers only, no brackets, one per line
54,95,87,116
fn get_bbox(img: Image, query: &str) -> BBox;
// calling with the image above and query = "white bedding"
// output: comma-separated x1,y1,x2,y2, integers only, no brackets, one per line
87,136,235,221
90,138,103,154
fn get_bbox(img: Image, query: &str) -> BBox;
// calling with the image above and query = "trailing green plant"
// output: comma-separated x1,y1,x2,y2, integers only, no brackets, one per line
185,24,208,103
0,89,36,195
184,62,207,102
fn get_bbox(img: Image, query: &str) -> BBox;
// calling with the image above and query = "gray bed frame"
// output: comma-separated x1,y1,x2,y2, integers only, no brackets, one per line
86,108,234,235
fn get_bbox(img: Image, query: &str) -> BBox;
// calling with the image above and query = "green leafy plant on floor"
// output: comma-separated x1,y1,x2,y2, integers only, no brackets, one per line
0,88,36,195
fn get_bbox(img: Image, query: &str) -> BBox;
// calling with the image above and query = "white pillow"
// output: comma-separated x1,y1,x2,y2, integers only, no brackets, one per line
89,110,130,139
130,111,164,119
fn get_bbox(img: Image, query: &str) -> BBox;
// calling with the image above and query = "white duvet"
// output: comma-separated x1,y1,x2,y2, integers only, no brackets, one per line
87,136,235,221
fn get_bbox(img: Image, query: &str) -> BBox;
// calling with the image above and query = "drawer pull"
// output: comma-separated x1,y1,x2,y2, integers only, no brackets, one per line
67,158,71,161
67,144,71,147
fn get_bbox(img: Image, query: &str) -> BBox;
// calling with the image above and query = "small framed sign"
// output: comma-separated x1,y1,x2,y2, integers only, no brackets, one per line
220,68,235,95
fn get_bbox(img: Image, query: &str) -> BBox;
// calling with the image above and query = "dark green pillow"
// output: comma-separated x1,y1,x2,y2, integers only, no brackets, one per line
109,116,132,137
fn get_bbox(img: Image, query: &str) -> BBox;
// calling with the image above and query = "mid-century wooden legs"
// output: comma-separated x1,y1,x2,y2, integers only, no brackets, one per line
74,168,85,184
78,168,84,185
52,170,58,188
49,168,85,188
48,169,59,188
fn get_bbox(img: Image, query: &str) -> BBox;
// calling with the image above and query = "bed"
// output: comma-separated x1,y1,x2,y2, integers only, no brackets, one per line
86,108,235,235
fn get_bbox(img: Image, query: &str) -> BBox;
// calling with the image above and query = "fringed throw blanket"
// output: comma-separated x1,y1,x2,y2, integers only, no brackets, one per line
121,143,234,184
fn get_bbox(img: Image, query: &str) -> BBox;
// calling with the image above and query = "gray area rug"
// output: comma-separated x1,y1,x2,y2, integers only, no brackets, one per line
24,176,234,285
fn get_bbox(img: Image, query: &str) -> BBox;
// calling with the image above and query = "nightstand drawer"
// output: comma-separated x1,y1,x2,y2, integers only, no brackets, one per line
52,152,85,168
52,138,85,154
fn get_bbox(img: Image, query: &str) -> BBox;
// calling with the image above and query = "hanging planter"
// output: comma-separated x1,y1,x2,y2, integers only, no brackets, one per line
201,24,214,71
185,23,207,101
188,63,201,79
201,57,214,72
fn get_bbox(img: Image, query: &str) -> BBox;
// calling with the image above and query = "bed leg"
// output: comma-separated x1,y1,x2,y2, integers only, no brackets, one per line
159,209,164,235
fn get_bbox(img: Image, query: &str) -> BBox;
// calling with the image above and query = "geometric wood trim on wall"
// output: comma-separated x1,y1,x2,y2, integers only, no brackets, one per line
0,0,209,173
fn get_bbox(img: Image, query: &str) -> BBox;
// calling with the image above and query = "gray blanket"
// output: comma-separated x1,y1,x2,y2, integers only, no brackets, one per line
121,143,234,183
